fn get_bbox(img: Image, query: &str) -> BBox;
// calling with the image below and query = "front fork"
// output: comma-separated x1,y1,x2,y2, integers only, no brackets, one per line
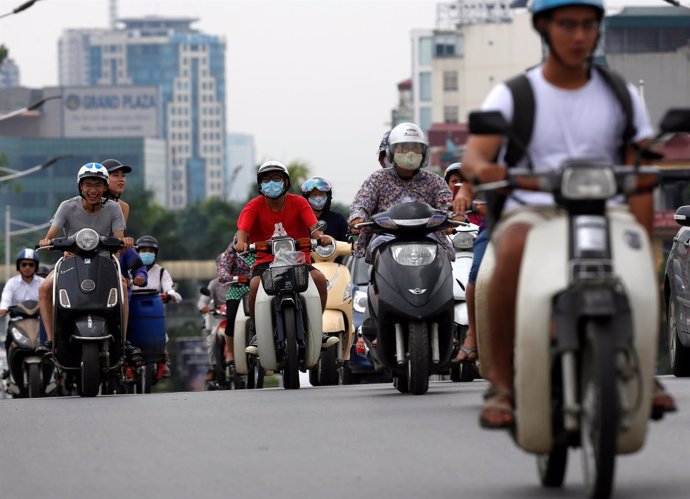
394,322,441,366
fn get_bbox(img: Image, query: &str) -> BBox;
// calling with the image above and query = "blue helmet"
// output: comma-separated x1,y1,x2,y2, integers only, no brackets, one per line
530,0,604,17
16,248,39,271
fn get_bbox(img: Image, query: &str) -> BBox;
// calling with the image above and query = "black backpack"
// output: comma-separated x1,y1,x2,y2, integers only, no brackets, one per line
503,64,636,167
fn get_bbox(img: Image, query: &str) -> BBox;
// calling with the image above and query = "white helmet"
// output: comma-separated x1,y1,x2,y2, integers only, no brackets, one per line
386,123,429,170
257,160,291,192
77,162,109,185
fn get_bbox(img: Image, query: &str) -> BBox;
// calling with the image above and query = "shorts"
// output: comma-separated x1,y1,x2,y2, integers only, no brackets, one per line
468,228,489,285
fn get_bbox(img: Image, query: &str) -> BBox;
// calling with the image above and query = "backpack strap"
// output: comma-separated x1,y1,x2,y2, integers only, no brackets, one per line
593,65,636,162
504,73,535,167
159,267,165,284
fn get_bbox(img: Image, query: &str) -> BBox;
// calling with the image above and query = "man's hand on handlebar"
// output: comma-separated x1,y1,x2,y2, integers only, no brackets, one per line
38,238,52,247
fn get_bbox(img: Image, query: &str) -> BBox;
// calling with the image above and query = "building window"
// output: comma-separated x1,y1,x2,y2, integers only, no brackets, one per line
444,106,459,124
435,34,463,58
420,107,432,136
419,37,433,66
419,72,432,102
443,71,458,91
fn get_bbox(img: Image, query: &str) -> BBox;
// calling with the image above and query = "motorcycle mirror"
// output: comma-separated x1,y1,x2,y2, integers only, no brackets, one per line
659,108,690,134
468,111,510,135
199,287,210,296
315,220,327,231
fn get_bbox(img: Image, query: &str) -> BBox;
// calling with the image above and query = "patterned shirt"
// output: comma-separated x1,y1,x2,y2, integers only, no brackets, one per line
348,167,453,258
217,242,256,300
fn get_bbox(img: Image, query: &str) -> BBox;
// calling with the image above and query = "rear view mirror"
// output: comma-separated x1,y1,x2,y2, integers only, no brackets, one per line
674,206,690,227
659,109,690,134
469,111,509,135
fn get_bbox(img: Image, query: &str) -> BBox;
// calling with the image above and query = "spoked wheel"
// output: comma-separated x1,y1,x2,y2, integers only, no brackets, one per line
668,290,690,376
27,363,42,398
538,444,568,488
408,321,429,395
282,305,300,390
580,321,618,499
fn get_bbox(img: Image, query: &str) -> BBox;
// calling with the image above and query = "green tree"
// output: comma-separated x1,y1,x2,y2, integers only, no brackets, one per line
0,45,7,67
287,161,310,194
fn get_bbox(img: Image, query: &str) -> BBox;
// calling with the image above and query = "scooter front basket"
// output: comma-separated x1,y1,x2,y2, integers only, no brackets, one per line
261,265,309,295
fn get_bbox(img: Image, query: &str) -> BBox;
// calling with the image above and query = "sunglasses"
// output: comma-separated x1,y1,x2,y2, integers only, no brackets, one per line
20,262,36,268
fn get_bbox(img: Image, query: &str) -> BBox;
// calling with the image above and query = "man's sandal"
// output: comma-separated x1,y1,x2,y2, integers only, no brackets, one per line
651,379,677,421
479,385,515,430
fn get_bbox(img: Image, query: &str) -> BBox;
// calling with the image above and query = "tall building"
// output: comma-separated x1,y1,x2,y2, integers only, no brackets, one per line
226,133,256,204
58,16,226,208
0,58,20,87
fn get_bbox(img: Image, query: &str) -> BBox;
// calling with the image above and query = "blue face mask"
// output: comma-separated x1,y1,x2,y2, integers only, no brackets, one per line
308,195,327,211
261,180,284,199
140,252,156,266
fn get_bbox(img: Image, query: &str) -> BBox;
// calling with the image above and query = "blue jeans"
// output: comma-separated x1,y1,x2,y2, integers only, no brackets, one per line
468,228,489,285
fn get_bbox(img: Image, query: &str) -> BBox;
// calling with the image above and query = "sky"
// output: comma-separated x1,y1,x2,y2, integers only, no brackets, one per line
0,0,674,205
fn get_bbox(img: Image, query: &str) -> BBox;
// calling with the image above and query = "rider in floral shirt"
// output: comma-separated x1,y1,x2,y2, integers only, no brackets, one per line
348,123,454,261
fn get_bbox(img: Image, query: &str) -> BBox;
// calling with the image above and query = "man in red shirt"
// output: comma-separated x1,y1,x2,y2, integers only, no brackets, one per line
234,161,336,351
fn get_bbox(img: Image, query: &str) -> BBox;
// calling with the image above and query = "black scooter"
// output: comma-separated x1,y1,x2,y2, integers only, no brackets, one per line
4,300,55,398
42,228,126,397
358,202,458,394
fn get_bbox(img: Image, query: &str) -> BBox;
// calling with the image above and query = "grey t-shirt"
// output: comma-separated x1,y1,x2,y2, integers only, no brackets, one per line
50,196,125,237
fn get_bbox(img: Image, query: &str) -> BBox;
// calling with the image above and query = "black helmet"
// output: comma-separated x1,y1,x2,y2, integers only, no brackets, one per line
100,158,132,174
135,235,159,254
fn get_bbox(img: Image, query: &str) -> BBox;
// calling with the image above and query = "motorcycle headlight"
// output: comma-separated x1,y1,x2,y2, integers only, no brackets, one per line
75,228,100,251
561,164,616,200
11,328,32,349
272,239,295,254
390,243,437,266
452,231,474,251
353,289,367,313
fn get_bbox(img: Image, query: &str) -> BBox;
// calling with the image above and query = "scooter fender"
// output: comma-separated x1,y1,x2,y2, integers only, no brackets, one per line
454,302,468,327
609,209,657,454
254,285,278,371
514,209,657,454
514,216,568,453
302,276,323,370
452,251,473,301
233,311,250,375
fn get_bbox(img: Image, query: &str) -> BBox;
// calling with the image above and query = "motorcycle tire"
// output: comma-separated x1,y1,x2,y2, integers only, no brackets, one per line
282,305,300,390
408,321,430,395
27,363,41,398
580,320,618,499
308,366,321,387
142,363,155,394
318,346,339,386
668,290,690,377
538,442,568,488
80,342,101,397
342,361,360,385
393,370,409,394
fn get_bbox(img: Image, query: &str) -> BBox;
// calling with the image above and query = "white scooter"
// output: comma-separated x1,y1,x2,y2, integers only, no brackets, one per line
448,221,480,382
471,109,690,499
230,276,265,389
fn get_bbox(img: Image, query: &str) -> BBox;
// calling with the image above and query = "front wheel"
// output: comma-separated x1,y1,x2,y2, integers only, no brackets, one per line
408,321,429,395
80,343,101,397
580,321,618,499
27,363,42,398
538,444,568,488
282,306,300,390
668,291,690,377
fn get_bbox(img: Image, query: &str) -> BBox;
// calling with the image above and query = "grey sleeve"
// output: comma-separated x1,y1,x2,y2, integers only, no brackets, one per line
50,201,68,231
110,203,126,233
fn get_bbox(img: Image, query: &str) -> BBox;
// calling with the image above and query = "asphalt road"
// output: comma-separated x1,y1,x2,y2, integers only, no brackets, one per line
0,376,688,499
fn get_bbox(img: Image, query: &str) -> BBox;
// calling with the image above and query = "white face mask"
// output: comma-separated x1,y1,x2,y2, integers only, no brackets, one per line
394,151,423,170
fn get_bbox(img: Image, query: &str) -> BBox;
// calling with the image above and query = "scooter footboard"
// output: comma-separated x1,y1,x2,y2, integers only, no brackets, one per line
255,286,277,371
302,276,323,370
514,215,569,453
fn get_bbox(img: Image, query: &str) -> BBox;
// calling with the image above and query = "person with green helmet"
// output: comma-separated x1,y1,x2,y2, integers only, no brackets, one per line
461,0,675,429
